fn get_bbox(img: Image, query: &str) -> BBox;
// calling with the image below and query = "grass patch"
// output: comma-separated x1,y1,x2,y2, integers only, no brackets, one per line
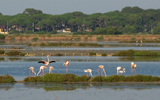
23,74,160,82
6,51,26,56
113,49,160,56
0,74,15,83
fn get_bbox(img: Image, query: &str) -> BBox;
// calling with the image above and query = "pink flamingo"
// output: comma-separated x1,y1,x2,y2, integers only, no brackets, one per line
118,68,126,75
38,55,56,67
84,69,93,77
49,66,54,73
37,66,47,76
97,65,107,77
63,61,70,73
29,67,36,76
117,66,122,75
131,62,137,74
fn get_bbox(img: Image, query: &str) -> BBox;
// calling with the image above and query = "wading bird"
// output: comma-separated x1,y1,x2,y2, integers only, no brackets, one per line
63,61,70,73
37,66,47,76
84,69,93,77
38,55,56,67
97,65,107,77
49,66,54,73
118,68,126,75
29,67,36,76
131,62,137,74
117,66,122,75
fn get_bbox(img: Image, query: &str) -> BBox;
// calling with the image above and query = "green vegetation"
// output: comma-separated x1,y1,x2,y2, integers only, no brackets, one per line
0,34,5,40
24,73,90,82
1,7,160,35
88,52,96,56
0,74,15,83
6,51,26,56
96,36,103,41
32,37,38,41
28,42,103,47
0,50,5,54
24,74,160,82
113,49,160,56
101,53,107,56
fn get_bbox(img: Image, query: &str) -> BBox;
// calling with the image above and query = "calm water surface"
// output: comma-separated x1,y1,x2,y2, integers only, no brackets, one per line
0,56,160,81
0,83,160,100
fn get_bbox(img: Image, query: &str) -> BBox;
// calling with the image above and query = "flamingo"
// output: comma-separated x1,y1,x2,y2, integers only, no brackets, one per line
63,61,70,73
38,55,56,67
29,67,36,76
131,62,137,74
84,69,93,77
140,40,143,46
118,68,126,75
37,66,47,76
49,66,54,73
97,65,107,77
117,66,122,75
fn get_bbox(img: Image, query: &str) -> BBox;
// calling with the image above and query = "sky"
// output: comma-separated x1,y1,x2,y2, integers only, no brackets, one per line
1,0,160,15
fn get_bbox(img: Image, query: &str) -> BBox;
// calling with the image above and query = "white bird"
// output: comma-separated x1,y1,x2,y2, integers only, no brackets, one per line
29,67,36,76
37,66,47,76
131,62,137,74
49,66,54,73
84,69,93,77
97,65,107,77
117,66,122,75
63,61,70,73
118,68,126,75
38,55,56,67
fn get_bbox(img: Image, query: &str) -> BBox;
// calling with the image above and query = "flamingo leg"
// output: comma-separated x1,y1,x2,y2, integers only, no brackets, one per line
101,69,103,76
97,68,100,75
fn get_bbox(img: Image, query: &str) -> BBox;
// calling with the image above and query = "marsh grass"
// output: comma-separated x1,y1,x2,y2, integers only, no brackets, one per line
6,51,26,56
24,74,90,82
0,74,15,83
23,74,160,82
113,49,160,56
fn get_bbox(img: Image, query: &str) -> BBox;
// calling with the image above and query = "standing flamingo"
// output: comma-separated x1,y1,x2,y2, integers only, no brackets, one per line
37,66,47,76
29,67,36,76
49,66,54,73
131,62,137,74
140,40,143,46
97,65,107,77
84,69,93,77
118,68,126,75
63,61,70,73
117,66,122,75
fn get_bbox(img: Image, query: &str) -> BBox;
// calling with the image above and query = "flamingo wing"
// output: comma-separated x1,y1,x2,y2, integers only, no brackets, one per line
49,60,56,63
38,60,46,64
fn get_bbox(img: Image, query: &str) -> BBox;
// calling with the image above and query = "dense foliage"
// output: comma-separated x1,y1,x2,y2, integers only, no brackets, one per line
0,74,15,83
24,74,160,82
1,7,160,35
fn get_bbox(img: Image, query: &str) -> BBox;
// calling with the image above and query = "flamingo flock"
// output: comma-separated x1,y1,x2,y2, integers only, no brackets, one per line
29,55,137,77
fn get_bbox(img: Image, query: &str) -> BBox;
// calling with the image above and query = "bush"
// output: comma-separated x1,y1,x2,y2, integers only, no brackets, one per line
0,50,5,54
32,37,38,41
6,51,26,56
0,34,5,40
89,52,96,56
0,74,15,83
101,53,107,56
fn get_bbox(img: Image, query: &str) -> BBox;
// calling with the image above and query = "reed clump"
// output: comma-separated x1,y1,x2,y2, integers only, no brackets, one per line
0,74,15,83
23,74,160,82
113,49,160,56
6,51,26,56
24,73,90,82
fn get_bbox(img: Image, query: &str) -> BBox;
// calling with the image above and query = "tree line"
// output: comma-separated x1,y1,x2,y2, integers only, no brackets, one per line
1,6,160,35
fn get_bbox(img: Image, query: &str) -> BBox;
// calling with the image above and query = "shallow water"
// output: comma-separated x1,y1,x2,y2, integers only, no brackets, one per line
0,56,160,81
0,83,160,100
